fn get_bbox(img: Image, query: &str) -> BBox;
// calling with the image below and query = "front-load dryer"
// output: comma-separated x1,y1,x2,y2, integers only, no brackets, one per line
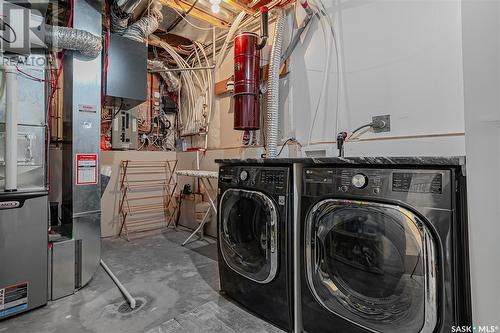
217,164,293,331
300,165,471,333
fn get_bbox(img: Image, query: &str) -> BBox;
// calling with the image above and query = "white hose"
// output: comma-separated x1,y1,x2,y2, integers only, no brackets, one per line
100,260,136,309
266,12,286,158
216,11,246,70
5,66,17,191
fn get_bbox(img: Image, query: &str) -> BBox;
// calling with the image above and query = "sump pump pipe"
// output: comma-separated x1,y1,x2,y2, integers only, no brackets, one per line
4,66,18,192
266,12,286,158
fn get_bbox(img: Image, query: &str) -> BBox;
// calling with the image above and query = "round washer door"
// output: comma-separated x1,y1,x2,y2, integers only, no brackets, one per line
219,188,279,284
306,199,438,333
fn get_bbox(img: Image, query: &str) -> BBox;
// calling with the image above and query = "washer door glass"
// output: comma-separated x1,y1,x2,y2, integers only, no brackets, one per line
306,199,438,333
219,189,278,284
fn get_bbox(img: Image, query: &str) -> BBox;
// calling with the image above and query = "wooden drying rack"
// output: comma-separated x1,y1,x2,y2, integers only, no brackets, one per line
119,160,178,241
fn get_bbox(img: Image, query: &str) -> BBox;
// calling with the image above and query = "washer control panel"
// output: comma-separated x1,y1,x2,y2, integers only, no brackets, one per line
219,166,289,193
303,167,451,209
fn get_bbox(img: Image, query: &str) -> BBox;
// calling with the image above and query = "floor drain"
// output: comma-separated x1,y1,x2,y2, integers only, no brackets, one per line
117,299,145,314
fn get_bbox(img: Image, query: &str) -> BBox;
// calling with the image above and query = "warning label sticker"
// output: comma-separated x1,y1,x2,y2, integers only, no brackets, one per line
0,283,28,318
76,154,98,185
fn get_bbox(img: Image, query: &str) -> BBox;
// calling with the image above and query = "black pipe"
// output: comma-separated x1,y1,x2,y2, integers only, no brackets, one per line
257,6,269,50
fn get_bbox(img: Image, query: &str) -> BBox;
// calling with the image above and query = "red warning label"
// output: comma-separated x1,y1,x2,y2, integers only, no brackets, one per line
76,154,98,185
0,282,28,317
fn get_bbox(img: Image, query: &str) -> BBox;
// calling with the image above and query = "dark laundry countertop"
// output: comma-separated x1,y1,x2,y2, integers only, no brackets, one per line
215,156,465,167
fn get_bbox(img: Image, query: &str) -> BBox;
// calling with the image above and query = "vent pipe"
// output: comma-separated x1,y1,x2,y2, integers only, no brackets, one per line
4,66,18,192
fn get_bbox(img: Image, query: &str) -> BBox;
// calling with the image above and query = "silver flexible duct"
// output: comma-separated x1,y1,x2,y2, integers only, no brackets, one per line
266,13,286,158
110,0,148,33
122,0,163,42
148,60,181,92
45,26,102,58
116,0,148,16
110,3,129,34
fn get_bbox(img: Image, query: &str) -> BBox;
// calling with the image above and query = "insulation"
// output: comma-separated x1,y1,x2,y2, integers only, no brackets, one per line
45,26,102,58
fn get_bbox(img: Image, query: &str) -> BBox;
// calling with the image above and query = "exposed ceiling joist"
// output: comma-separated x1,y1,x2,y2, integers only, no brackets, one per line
250,0,272,9
158,0,231,29
148,35,193,56
224,0,256,15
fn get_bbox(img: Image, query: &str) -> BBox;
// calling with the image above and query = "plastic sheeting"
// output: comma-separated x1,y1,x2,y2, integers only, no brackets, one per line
45,25,102,58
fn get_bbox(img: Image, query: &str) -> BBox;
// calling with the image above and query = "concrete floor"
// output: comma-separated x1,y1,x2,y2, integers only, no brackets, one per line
0,230,284,333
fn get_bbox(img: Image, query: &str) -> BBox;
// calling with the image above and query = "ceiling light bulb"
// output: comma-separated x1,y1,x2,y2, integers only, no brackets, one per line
211,3,220,13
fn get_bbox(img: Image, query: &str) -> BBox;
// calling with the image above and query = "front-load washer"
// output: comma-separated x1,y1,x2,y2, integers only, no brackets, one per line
300,164,471,333
217,164,293,331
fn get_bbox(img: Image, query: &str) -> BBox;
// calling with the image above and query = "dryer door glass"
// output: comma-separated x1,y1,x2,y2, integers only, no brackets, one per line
306,199,437,333
219,189,278,284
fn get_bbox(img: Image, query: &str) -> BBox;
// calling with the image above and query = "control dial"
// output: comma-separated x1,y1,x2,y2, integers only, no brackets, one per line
352,173,368,189
240,170,249,181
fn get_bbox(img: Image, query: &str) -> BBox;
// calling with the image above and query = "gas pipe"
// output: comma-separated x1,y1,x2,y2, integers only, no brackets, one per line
233,7,269,130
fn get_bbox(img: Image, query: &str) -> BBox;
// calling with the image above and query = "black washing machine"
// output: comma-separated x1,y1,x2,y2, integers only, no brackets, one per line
300,165,471,333
218,164,293,332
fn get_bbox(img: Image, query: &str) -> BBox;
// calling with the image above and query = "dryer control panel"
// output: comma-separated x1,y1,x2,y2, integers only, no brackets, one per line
219,166,289,194
303,167,452,210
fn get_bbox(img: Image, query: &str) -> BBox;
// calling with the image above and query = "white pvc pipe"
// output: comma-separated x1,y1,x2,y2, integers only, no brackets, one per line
5,66,18,192
100,260,136,309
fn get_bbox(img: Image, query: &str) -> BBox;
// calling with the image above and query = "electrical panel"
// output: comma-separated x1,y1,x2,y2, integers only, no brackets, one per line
112,111,138,150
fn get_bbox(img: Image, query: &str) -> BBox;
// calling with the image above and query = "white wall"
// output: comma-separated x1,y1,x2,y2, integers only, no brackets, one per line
462,0,500,326
284,0,465,156
100,150,177,238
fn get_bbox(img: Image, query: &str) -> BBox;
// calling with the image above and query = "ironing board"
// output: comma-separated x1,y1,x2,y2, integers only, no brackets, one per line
175,170,218,246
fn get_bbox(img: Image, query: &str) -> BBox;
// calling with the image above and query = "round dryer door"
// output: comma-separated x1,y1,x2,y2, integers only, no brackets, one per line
306,199,438,333
219,189,279,284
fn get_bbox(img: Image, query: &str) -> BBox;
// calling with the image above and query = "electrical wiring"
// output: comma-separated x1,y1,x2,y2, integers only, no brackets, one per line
15,66,53,83
168,6,216,31
0,19,17,43
276,138,297,157
167,0,199,32
156,38,216,138
347,123,372,140
216,11,246,70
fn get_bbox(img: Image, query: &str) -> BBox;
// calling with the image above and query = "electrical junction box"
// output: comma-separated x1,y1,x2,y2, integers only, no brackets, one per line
112,111,138,150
